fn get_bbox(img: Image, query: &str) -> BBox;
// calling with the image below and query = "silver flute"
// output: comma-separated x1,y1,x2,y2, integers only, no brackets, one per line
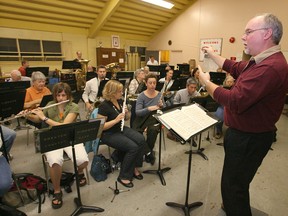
0,100,69,123
121,88,127,132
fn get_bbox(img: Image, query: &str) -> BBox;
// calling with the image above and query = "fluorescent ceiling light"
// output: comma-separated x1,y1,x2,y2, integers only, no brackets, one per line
141,0,174,9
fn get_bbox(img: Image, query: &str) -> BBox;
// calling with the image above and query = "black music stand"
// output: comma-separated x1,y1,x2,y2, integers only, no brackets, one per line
159,104,217,216
62,61,81,70
166,137,203,216
189,98,220,160
108,181,130,203
0,89,29,131
142,104,185,186
142,120,171,186
97,80,109,97
38,120,104,216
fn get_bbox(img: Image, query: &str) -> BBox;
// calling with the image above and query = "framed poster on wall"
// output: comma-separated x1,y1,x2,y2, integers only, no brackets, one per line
199,38,222,62
112,35,120,48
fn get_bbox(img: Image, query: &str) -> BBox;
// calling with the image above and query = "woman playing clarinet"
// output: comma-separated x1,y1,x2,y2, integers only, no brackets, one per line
26,82,89,209
97,80,145,188
134,73,165,165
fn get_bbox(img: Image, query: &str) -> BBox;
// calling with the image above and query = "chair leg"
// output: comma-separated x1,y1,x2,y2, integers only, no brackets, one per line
85,167,90,185
11,173,26,205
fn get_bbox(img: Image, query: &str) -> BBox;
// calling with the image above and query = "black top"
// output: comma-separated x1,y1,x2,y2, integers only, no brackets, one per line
98,99,123,133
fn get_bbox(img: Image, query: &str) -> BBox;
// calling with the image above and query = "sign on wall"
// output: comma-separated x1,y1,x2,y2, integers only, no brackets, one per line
199,38,222,62
112,35,120,48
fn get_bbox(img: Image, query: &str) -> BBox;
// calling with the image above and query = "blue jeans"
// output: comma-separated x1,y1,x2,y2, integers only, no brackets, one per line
1,126,16,153
214,106,224,134
101,126,145,180
0,156,12,197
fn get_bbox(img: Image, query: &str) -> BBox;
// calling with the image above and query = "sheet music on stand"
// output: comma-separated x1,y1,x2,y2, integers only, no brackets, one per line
157,104,217,141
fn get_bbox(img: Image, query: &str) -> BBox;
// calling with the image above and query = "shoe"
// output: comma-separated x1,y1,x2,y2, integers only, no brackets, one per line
215,133,222,139
167,132,177,141
180,140,186,145
52,191,63,209
78,173,87,187
133,173,143,180
145,152,156,165
192,140,197,147
117,177,134,188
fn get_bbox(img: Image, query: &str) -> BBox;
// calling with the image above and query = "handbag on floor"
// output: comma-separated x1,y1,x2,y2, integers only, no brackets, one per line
90,154,111,182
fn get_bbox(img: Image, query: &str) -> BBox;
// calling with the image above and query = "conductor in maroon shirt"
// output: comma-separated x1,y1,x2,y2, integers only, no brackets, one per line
199,13,288,216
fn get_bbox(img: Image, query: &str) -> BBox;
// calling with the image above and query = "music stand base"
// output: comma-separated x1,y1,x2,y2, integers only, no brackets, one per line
166,201,203,216
191,149,208,160
71,197,104,216
108,181,130,202
143,167,171,186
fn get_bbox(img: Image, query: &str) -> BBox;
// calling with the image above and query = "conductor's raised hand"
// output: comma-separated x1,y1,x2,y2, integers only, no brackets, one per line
201,46,214,56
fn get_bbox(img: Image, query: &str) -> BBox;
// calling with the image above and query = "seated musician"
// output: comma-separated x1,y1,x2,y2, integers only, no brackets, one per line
173,78,201,105
134,73,165,165
214,75,235,139
128,68,146,128
0,126,16,199
190,67,202,91
6,69,31,83
97,80,145,188
128,68,146,95
82,65,108,114
26,82,89,209
23,71,51,109
159,69,175,106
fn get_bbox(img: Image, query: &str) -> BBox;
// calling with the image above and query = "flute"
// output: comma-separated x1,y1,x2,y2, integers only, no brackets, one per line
121,88,127,132
0,100,69,123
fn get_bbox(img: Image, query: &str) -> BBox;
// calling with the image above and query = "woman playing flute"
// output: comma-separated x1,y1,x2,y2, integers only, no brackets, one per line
97,80,145,188
26,82,89,209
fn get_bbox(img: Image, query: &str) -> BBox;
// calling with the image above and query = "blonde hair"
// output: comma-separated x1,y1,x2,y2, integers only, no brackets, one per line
102,80,123,101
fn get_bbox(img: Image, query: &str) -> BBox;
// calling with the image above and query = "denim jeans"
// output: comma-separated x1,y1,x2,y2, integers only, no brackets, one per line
0,156,12,197
214,106,224,134
0,126,16,153
101,126,145,180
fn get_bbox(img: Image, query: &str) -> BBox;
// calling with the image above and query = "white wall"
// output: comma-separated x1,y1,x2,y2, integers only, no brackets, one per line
148,0,288,70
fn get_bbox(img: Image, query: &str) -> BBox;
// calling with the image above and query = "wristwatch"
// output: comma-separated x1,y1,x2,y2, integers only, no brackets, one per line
42,117,49,122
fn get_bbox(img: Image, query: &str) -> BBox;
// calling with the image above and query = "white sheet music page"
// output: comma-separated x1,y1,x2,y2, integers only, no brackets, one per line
158,104,217,140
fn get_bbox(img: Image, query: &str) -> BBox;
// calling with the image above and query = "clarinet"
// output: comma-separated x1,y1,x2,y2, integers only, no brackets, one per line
121,88,127,132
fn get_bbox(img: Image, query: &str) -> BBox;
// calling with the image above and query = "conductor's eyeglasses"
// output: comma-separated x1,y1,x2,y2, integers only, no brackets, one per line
244,28,268,36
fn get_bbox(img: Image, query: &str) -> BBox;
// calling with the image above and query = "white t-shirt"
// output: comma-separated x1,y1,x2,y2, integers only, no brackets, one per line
147,59,159,65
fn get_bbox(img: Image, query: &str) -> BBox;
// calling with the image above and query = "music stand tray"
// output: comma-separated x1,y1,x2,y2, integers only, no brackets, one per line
39,119,104,215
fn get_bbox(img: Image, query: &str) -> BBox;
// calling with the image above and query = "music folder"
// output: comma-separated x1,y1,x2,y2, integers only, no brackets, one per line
38,119,101,154
156,104,218,141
